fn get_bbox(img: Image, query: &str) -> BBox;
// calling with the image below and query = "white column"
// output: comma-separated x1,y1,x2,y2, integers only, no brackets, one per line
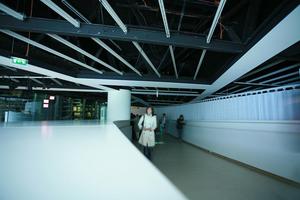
107,89,131,122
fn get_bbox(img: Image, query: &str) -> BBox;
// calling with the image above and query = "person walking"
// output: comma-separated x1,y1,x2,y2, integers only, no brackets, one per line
160,113,167,133
176,115,185,141
138,107,157,160
133,114,140,141
159,113,167,141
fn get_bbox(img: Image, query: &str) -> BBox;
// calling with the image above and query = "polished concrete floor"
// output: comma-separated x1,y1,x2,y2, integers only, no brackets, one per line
147,134,300,200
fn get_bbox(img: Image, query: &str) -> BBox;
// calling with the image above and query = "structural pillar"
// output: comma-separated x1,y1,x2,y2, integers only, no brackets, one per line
107,89,131,122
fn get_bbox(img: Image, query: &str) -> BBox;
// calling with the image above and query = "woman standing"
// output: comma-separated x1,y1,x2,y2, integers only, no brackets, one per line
176,114,185,141
138,107,157,160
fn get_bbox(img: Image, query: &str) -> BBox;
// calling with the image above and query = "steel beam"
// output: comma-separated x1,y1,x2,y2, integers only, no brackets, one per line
193,5,300,101
51,78,63,86
0,55,113,91
158,0,170,38
230,64,299,93
158,0,178,78
263,71,299,84
193,0,226,80
0,3,25,21
132,42,161,77
1,75,50,79
0,15,244,53
80,78,208,90
99,0,127,33
169,46,178,78
147,99,183,103
131,95,150,106
273,77,300,85
132,91,199,97
40,0,80,28
0,64,17,71
61,0,141,76
0,54,208,90
1,30,104,75
30,78,43,85
223,59,284,92
132,89,198,93
233,81,279,87
10,78,20,83
193,50,206,80
98,0,161,77
47,34,123,75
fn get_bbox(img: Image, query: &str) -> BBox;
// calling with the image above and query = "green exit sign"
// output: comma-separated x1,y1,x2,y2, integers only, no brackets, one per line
11,57,28,66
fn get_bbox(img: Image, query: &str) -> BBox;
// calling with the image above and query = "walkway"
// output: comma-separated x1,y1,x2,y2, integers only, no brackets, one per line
149,135,300,200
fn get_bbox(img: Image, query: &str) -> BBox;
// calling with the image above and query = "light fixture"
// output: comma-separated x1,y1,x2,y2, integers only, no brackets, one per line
43,99,49,104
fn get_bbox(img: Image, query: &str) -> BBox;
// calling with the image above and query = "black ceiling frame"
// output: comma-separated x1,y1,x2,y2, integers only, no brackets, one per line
0,14,244,53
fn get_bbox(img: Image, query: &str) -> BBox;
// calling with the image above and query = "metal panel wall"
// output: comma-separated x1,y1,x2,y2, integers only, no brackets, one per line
157,87,300,120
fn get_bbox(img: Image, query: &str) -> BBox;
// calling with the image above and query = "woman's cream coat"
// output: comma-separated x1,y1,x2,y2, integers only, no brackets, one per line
138,114,157,147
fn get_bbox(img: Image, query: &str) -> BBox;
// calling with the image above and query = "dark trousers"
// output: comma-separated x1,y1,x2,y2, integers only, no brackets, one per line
143,146,153,160
178,128,183,140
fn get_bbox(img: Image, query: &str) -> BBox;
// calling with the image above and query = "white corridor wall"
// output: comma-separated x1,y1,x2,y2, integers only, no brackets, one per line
157,87,300,121
156,87,300,183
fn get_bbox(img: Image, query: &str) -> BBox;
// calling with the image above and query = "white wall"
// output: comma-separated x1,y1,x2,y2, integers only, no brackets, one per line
107,90,131,122
156,88,300,183
157,88,300,121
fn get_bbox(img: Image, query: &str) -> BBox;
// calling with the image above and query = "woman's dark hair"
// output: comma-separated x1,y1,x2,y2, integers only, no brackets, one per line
146,106,154,115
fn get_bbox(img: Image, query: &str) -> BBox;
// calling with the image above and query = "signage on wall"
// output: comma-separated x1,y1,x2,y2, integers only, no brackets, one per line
11,57,28,66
